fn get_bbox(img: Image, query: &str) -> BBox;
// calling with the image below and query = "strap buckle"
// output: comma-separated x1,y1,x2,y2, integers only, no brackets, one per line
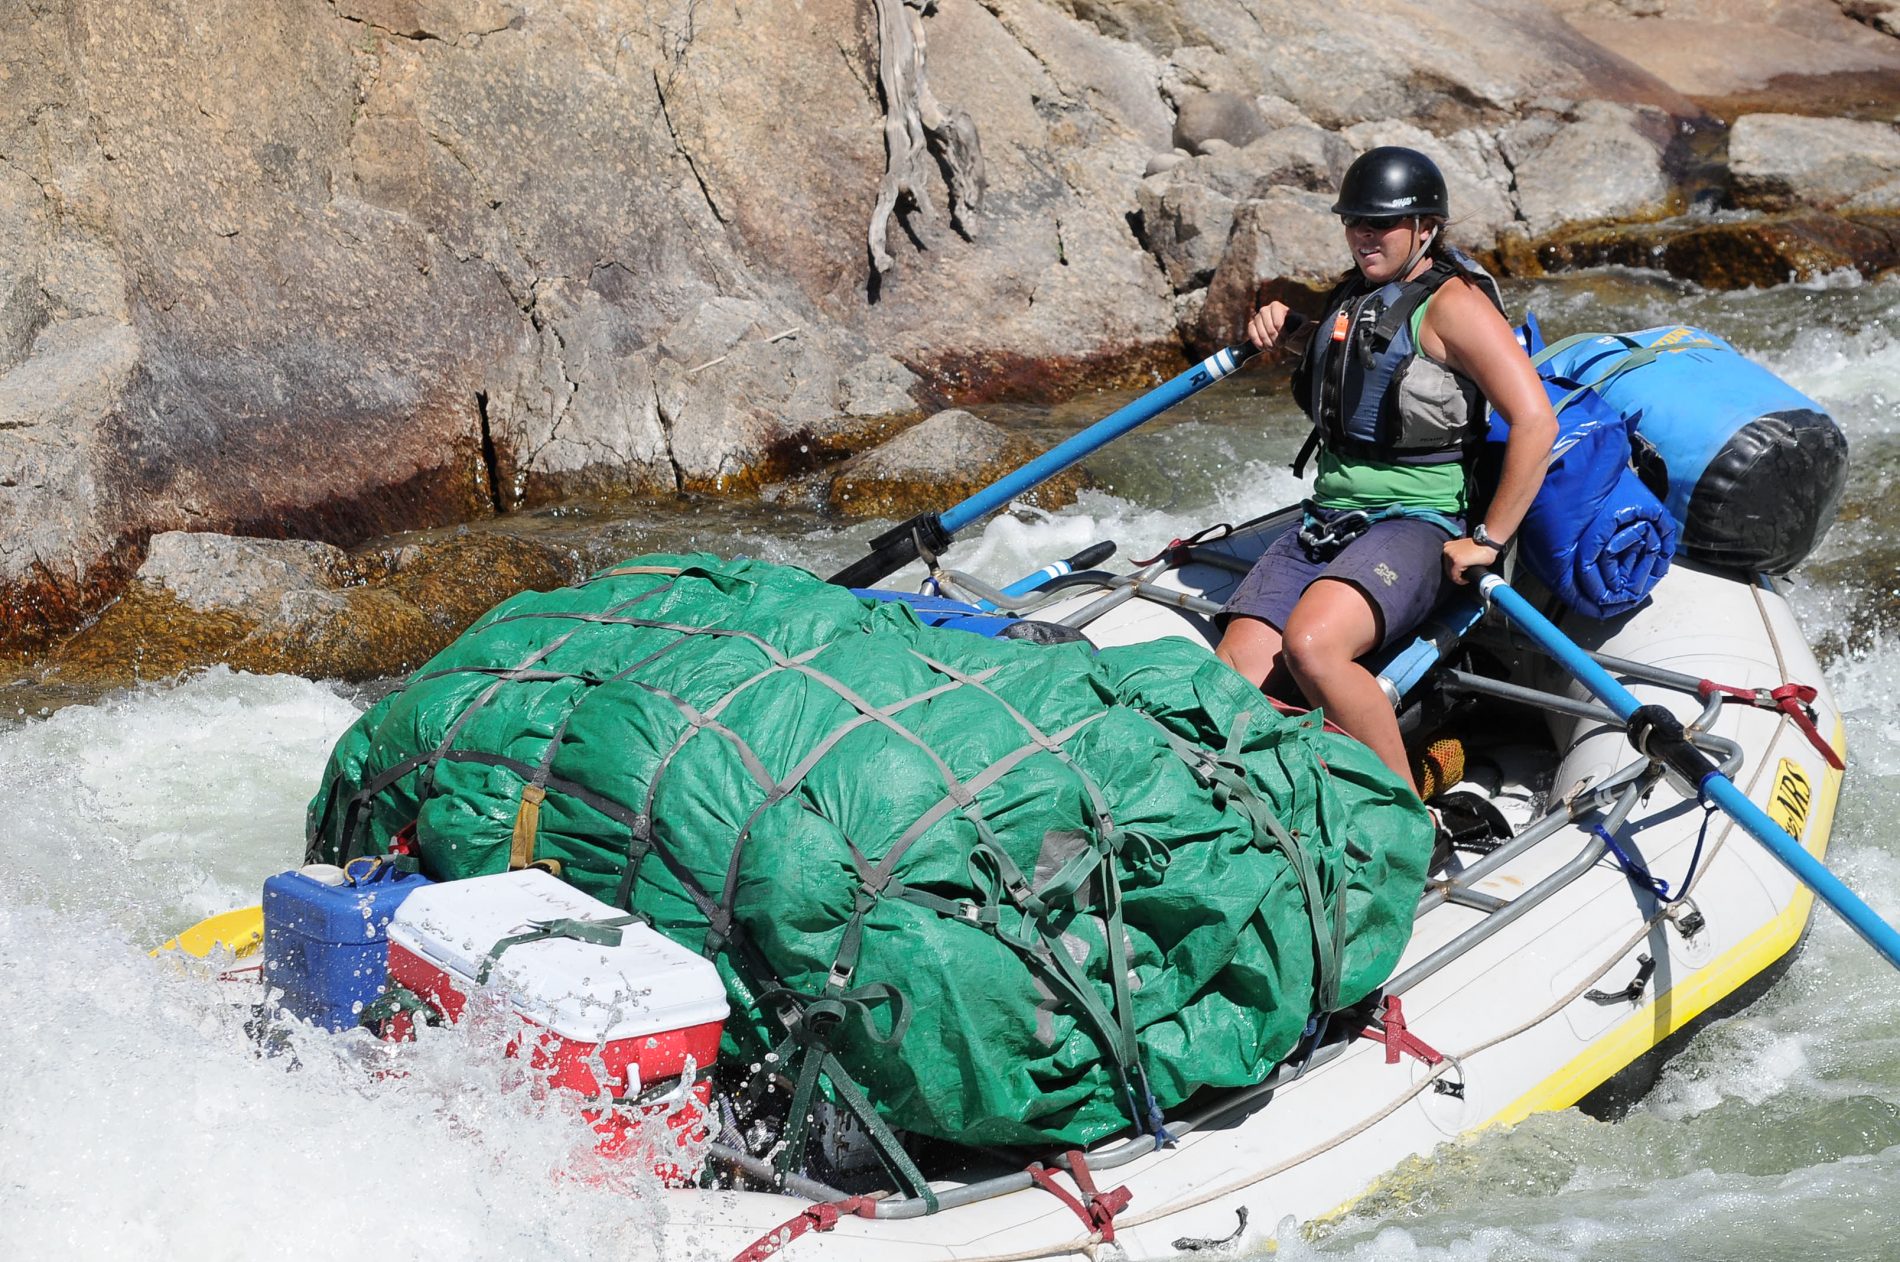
1360,994,1444,1066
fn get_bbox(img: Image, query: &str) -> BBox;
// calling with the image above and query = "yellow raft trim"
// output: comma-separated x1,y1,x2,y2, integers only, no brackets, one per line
150,904,265,960
1481,727,1846,1128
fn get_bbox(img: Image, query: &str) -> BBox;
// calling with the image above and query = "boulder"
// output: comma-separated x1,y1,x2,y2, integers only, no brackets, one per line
1196,188,1343,346
1730,114,1900,212
137,533,357,625
1503,101,1674,236
826,408,1085,520
1172,91,1268,155
1133,126,1351,292
1135,177,1239,291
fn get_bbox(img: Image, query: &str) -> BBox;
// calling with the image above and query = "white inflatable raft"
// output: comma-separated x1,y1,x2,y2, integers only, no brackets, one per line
663,511,1846,1262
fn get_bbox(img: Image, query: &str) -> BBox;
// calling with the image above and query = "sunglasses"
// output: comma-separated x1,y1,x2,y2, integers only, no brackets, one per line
1339,214,1408,231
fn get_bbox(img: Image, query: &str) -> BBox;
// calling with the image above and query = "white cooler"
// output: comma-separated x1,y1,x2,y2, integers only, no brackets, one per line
385,869,728,1100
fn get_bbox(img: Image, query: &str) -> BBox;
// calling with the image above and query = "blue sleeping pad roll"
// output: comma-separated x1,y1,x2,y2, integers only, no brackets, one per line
1493,374,1677,620
1537,326,1847,574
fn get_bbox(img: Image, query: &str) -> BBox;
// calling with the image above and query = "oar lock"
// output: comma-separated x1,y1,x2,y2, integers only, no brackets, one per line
1625,703,1717,797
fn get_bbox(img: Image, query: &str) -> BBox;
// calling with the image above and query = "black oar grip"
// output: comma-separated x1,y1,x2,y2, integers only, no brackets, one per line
828,512,953,589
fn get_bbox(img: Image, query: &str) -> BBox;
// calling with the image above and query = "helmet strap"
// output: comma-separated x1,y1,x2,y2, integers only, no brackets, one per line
1400,219,1437,280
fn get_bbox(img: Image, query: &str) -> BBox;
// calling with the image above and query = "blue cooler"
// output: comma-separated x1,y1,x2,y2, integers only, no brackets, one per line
262,858,431,1031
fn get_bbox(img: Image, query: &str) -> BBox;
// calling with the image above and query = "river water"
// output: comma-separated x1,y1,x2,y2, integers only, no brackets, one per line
3,267,1896,1260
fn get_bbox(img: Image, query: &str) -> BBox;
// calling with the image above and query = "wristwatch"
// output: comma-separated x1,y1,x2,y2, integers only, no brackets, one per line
1471,523,1512,554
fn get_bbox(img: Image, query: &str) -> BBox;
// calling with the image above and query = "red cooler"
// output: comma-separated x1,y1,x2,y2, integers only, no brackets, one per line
386,869,727,1104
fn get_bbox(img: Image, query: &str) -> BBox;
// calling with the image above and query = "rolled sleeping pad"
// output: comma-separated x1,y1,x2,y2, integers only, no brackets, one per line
1536,326,1848,575
1490,375,1677,620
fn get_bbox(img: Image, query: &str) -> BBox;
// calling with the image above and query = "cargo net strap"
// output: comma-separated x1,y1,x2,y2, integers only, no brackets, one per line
1140,711,1345,1017
306,565,1194,1204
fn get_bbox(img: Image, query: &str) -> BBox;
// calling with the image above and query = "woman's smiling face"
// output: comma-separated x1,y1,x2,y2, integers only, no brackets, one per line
1343,215,1425,284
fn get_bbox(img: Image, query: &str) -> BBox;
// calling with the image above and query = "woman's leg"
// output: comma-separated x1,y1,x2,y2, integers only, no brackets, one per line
1214,615,1284,687
1279,578,1417,794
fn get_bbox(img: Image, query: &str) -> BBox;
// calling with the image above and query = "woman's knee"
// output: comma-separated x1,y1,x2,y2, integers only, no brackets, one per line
1279,624,1347,683
1281,585,1379,680
1215,619,1282,685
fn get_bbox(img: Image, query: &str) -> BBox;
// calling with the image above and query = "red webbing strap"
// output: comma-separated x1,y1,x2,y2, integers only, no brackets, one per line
728,1195,878,1262
1360,994,1443,1067
1697,679,1845,771
1026,1151,1134,1244
1131,522,1233,568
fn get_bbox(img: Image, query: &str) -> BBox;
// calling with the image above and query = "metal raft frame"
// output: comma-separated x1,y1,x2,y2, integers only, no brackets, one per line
715,554,1748,1219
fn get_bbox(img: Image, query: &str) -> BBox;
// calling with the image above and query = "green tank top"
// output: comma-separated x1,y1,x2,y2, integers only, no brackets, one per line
1310,295,1469,514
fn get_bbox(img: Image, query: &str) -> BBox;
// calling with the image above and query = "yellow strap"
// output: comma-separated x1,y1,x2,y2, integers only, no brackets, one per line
600,565,684,577
510,784,547,869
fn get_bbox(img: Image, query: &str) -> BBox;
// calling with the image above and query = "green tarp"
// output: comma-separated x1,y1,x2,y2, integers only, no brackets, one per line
307,555,1430,1150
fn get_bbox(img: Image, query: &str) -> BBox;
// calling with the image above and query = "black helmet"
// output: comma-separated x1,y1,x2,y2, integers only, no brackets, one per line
1331,146,1449,219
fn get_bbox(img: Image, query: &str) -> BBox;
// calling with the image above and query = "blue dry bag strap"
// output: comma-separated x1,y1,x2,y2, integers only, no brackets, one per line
1529,332,1665,418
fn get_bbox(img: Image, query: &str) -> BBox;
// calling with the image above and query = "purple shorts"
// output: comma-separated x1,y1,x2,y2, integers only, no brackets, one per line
1219,507,1462,650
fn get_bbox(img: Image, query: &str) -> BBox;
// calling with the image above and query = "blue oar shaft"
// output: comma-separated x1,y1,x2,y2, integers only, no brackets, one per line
939,345,1253,535
830,345,1253,589
1479,573,1900,970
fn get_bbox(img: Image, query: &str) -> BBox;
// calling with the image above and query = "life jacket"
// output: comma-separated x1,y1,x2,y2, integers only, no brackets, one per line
1290,250,1506,475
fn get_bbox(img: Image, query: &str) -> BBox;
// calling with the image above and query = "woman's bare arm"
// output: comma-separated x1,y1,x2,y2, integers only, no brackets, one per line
1422,279,1559,582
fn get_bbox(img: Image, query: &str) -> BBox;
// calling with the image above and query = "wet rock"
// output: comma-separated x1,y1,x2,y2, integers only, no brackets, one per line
826,409,1085,520
1536,210,1900,287
1730,114,1900,212
52,529,575,684
1503,101,1674,237
138,534,358,626
1172,91,1268,155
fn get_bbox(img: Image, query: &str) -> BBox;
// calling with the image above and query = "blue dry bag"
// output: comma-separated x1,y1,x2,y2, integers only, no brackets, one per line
1535,325,1846,574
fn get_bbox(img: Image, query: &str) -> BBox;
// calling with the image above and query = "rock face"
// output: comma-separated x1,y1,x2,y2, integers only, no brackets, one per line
1731,114,1900,211
3,0,1897,654
1503,102,1675,237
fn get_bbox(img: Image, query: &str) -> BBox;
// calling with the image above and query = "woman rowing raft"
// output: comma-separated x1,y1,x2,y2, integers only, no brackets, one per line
1215,146,1559,799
